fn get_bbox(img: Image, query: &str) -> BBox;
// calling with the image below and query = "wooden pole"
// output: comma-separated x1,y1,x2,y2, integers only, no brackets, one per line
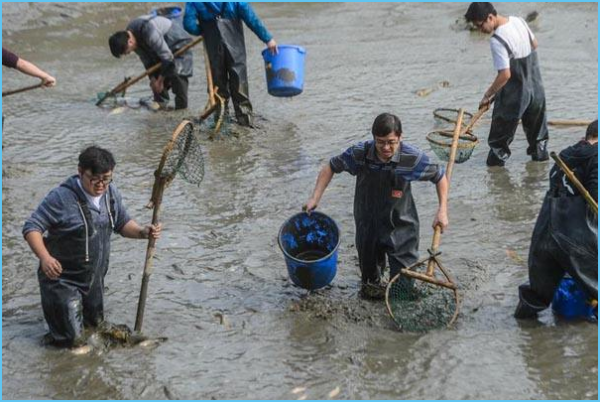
2,83,44,97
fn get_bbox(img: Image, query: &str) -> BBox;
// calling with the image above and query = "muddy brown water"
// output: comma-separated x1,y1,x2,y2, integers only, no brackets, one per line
2,2,597,399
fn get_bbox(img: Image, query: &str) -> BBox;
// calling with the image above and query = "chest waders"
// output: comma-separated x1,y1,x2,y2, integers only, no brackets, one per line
518,183,598,316
134,17,193,110
38,187,115,346
201,5,253,127
487,31,549,166
353,144,420,285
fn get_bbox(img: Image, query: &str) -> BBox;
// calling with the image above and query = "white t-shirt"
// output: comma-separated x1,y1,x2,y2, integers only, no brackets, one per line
490,16,535,71
77,178,103,210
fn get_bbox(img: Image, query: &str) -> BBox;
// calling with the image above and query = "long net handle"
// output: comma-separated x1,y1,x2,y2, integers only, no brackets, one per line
426,109,464,276
2,83,44,97
462,104,489,136
203,43,217,108
96,36,204,106
134,176,166,332
550,151,598,215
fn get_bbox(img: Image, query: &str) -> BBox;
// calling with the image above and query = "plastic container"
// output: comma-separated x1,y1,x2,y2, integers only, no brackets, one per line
552,276,597,321
278,211,340,290
150,6,183,26
262,45,306,97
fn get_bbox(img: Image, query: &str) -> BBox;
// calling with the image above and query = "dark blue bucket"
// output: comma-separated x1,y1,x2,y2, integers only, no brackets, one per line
150,6,183,25
552,277,597,321
262,45,306,97
278,211,340,290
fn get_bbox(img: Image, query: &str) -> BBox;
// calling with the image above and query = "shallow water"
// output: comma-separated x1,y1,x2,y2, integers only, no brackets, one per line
2,2,597,399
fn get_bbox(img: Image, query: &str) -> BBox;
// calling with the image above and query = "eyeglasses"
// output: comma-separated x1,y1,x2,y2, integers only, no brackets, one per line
375,139,400,148
84,172,113,185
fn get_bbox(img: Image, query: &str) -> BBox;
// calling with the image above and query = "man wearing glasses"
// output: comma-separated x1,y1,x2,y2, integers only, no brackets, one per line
465,2,549,166
304,113,449,299
23,146,161,348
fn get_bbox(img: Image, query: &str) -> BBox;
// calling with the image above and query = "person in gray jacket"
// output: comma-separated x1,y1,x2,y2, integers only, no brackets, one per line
23,146,161,347
109,15,193,110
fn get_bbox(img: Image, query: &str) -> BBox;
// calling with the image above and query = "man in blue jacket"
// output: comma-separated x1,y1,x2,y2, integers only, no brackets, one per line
184,2,277,127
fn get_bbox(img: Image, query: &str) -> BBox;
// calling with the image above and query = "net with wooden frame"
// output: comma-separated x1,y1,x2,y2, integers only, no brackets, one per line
385,109,468,332
426,105,489,164
134,120,204,332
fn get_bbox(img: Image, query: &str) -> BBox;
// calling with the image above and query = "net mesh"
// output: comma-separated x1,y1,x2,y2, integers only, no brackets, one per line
426,130,478,164
386,265,458,332
160,121,204,185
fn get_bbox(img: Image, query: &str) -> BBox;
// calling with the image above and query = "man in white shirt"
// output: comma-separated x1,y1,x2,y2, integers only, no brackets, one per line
465,2,549,167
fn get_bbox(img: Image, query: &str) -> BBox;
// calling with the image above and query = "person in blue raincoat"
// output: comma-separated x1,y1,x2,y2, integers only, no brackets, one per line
515,120,598,319
465,2,549,166
184,2,278,127
23,146,161,347
304,113,449,299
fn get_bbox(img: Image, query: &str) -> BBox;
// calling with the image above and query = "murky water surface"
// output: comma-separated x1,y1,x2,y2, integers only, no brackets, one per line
2,2,597,399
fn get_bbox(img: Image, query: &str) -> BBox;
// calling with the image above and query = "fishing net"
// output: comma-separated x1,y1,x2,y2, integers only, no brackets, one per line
433,108,474,127
385,262,459,332
426,130,479,164
157,120,204,185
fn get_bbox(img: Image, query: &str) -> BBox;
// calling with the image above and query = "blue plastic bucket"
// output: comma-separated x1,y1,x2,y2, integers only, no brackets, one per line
262,45,306,97
278,211,340,290
552,277,597,320
150,6,183,25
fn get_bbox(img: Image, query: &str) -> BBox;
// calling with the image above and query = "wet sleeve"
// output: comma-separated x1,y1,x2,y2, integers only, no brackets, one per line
2,47,19,68
143,22,176,76
183,3,202,36
22,188,64,237
111,186,132,234
237,3,273,43
329,146,360,176
585,158,598,202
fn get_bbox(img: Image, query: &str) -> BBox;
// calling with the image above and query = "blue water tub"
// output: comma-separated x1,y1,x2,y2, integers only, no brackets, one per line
552,276,597,321
262,45,306,97
278,211,340,290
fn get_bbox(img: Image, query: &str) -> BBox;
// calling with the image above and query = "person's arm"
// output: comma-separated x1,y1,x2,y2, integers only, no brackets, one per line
120,220,162,240
304,164,334,213
183,3,202,36
480,69,510,109
237,3,277,54
432,175,449,232
15,58,56,87
24,231,63,279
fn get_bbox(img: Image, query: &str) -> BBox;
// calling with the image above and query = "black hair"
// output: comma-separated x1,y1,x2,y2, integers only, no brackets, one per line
371,113,402,138
109,31,129,58
586,119,598,140
465,2,497,23
78,146,116,175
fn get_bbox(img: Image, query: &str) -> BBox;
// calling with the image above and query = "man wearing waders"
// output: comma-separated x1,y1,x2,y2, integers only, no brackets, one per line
304,113,449,299
183,2,278,127
465,2,549,166
109,15,194,110
515,120,598,319
23,147,161,348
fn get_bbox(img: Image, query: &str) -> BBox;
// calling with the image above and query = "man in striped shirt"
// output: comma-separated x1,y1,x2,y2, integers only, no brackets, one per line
304,113,449,299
